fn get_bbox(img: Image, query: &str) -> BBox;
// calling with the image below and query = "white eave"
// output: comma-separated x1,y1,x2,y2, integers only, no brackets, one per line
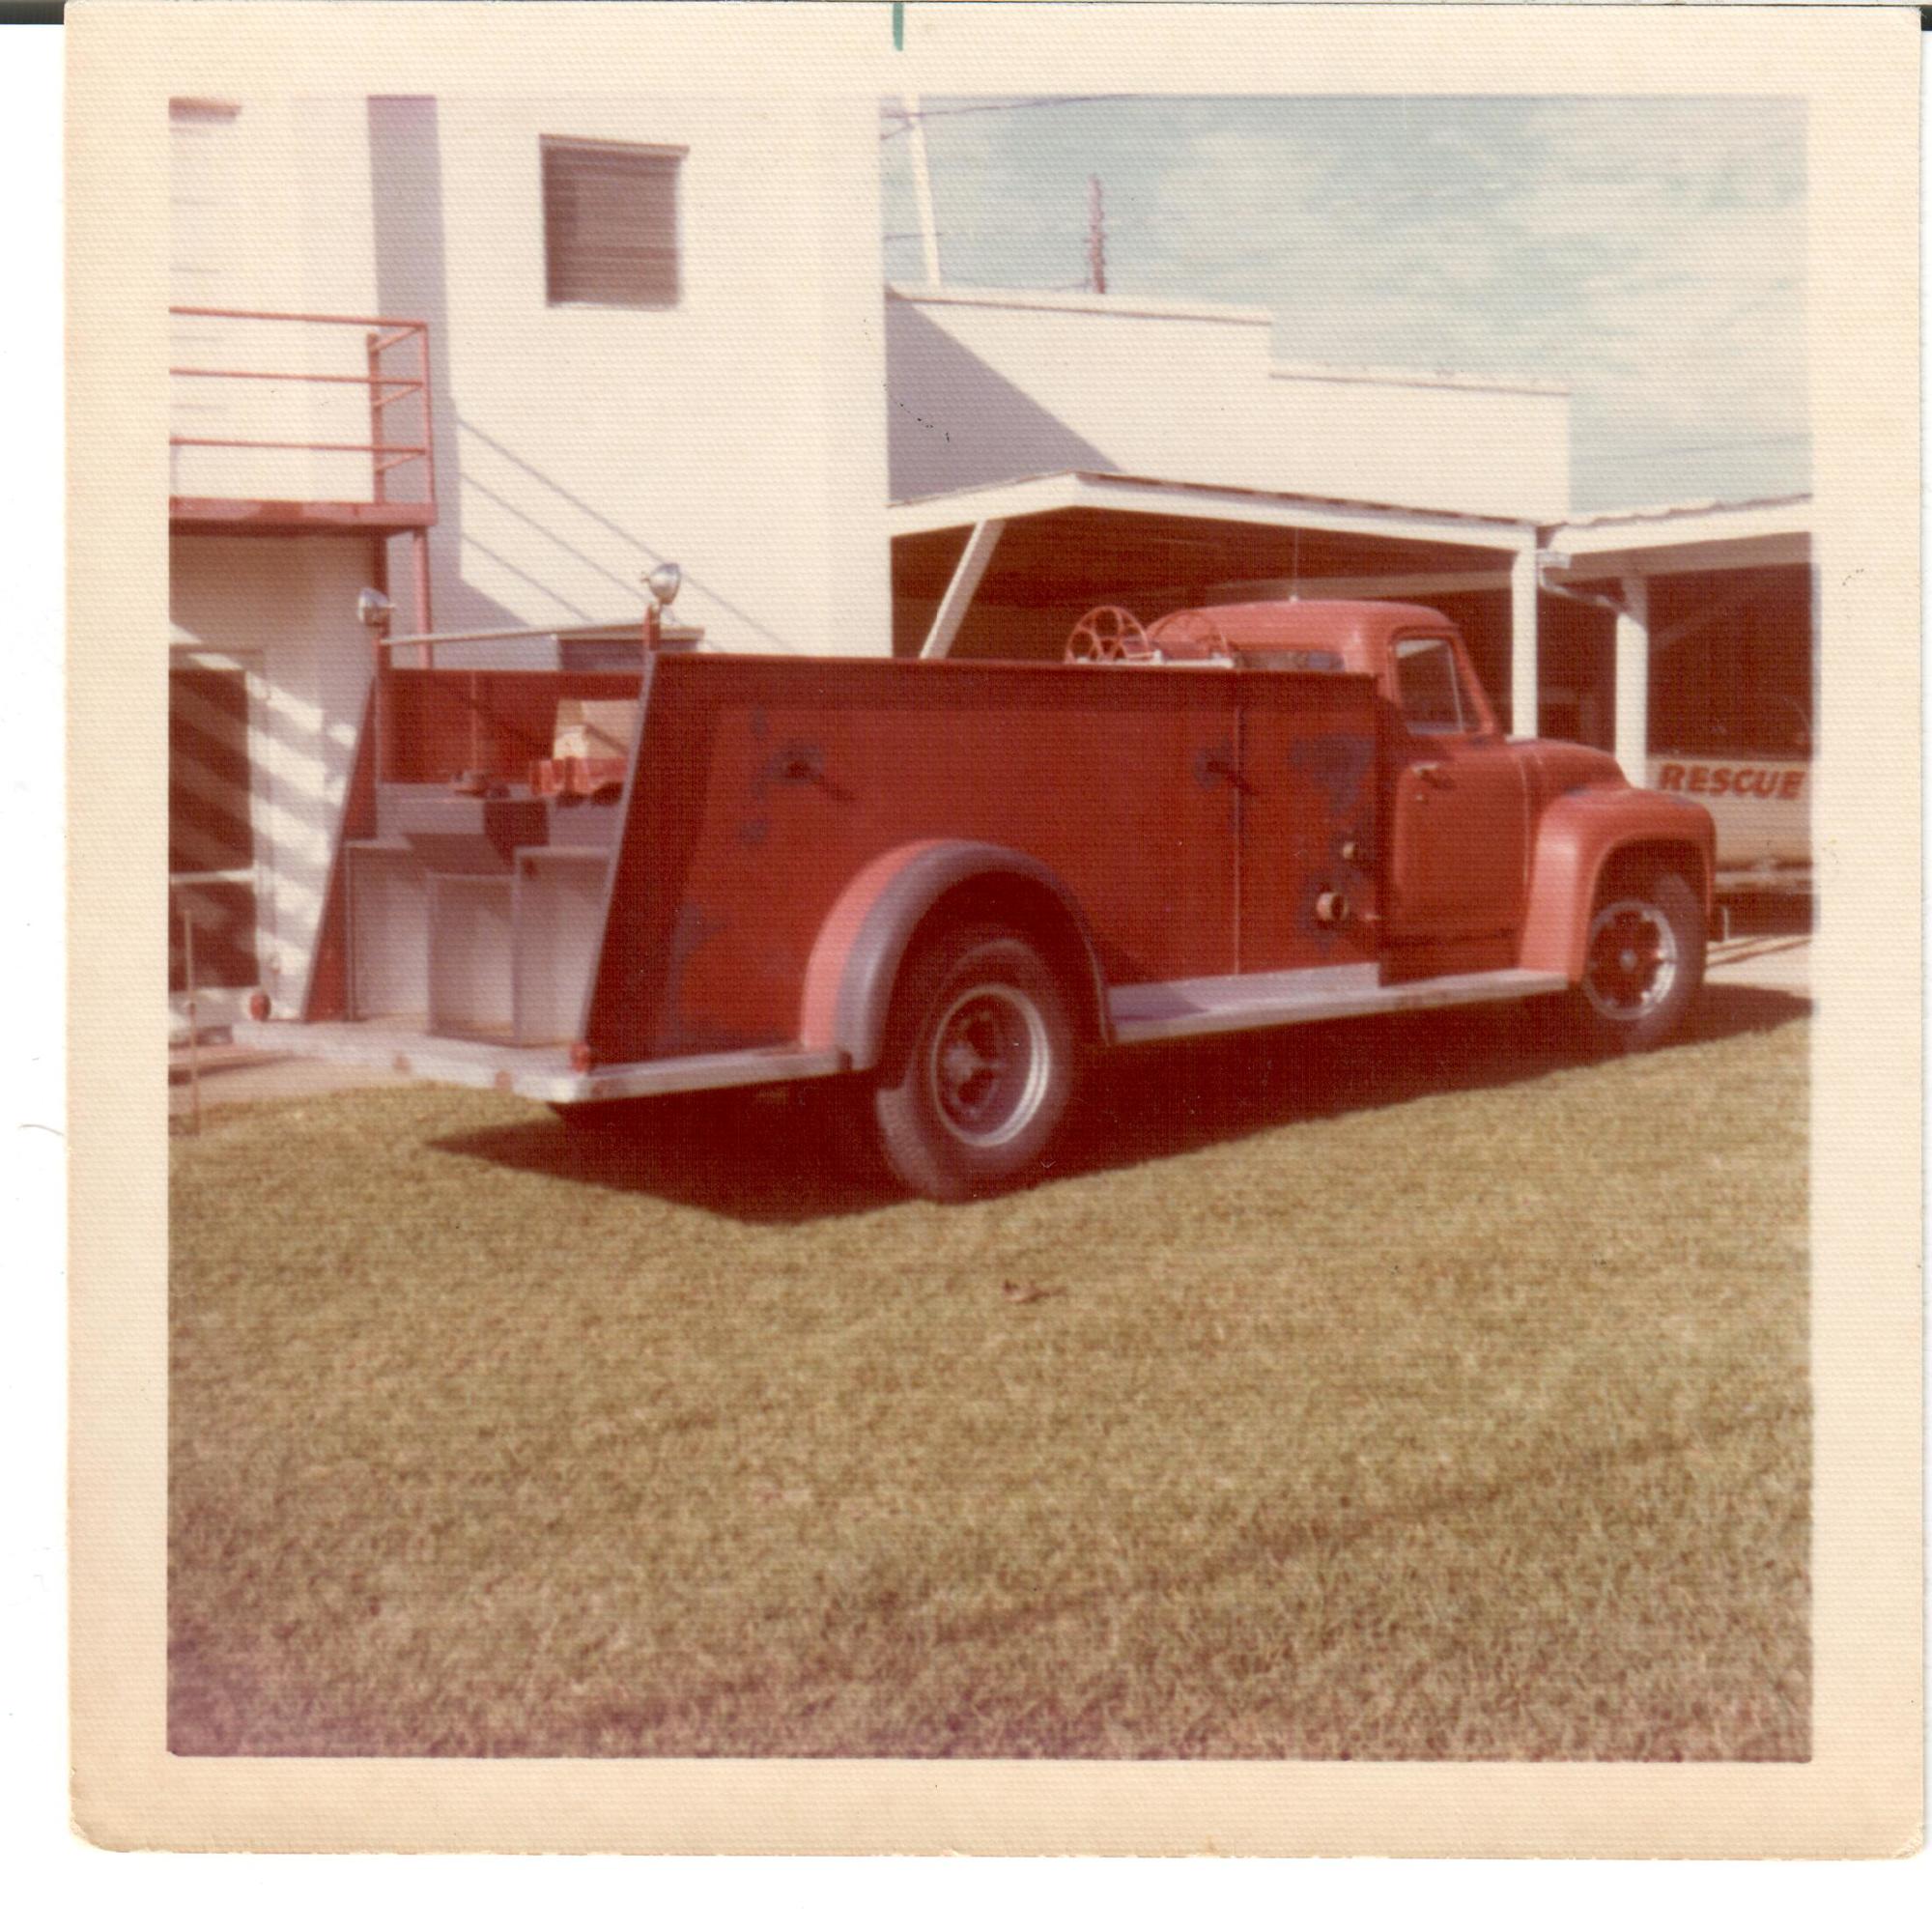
888,468,1543,550
886,281,1276,329
1552,491,1810,532
1270,359,1570,399
1547,494,1812,559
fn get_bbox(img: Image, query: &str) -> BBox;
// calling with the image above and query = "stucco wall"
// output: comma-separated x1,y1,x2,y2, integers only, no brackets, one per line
169,97,383,505
170,535,378,1011
887,287,1570,522
171,92,894,657
372,96,893,655
886,291,1272,501
1265,368,1569,522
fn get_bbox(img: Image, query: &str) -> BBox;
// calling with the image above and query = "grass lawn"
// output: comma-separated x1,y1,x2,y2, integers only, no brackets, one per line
169,985,1809,1759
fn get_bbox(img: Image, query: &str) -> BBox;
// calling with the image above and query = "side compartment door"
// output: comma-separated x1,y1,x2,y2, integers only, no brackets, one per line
582,656,1245,1065
1382,634,1529,940
1236,670,1380,975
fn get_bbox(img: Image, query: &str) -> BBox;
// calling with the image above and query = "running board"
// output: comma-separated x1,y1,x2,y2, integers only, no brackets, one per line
232,1019,846,1106
1108,964,1570,1046
240,966,1569,1104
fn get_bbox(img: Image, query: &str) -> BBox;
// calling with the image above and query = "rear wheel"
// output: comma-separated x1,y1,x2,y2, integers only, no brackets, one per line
873,923,1078,1201
1574,871,1704,1053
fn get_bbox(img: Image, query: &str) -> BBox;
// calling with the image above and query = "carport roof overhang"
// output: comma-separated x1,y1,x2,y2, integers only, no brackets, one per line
890,471,1544,660
887,469,1543,553
1543,496,1812,579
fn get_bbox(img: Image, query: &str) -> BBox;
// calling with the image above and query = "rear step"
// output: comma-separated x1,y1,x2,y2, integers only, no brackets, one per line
1108,965,1569,1046
231,1019,845,1106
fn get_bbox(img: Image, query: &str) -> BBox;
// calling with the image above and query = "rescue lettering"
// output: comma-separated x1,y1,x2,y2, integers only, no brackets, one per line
1654,762,1805,803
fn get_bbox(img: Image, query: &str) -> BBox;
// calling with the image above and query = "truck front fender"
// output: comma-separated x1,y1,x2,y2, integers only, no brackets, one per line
1518,788,1717,980
799,840,1110,1069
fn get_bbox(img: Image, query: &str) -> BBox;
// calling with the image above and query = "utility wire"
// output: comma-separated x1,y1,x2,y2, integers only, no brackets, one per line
880,96,1128,140
1608,432,1808,457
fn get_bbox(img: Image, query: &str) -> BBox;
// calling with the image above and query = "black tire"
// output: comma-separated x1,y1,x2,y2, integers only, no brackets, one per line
801,1074,895,1186
1572,871,1705,1054
871,923,1079,1201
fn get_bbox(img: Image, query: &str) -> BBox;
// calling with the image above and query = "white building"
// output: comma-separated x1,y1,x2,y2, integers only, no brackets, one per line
169,93,892,1022
885,283,1570,518
169,91,1811,1030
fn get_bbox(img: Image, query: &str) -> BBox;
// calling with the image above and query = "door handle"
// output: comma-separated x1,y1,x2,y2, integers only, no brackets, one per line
1411,762,1454,789
1194,745,1254,794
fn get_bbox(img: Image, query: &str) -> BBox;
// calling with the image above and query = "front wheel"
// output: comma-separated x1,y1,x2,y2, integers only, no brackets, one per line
872,924,1079,1201
1573,871,1705,1053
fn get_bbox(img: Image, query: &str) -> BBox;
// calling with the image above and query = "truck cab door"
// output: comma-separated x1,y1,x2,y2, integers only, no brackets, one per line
1381,632,1529,942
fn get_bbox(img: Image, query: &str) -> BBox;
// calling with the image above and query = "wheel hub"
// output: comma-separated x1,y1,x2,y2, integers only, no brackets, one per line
927,986,1051,1148
1583,898,1679,1021
941,1035,997,1090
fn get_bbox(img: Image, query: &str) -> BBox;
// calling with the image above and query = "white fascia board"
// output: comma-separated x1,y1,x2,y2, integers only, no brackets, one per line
1548,500,1813,555
1065,474,1539,553
887,281,1275,330
889,473,1086,537
1270,359,1570,399
890,473,1540,553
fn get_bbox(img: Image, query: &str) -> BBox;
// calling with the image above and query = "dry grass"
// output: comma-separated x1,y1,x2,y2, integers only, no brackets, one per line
169,985,1809,1759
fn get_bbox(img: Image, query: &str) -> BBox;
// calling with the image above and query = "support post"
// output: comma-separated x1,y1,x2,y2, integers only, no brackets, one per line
367,332,387,508
375,636,392,785
920,519,1005,659
1613,575,1651,786
1509,545,1540,739
412,528,434,644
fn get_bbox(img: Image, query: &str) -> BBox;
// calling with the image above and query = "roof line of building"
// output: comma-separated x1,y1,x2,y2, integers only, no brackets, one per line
1552,492,1813,530
1269,359,1570,399
890,470,1817,553
886,281,1275,329
890,468,1546,534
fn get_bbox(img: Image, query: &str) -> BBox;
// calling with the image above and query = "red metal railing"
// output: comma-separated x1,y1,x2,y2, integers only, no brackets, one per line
168,306,437,514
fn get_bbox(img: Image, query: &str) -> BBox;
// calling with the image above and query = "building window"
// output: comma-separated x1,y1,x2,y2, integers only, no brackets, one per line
541,137,683,309
169,98,241,125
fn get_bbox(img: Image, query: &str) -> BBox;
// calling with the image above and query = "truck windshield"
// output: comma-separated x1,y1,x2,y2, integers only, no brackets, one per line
1394,636,1472,734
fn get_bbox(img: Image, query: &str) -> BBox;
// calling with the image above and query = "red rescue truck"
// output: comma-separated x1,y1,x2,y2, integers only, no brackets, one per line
240,583,1716,1199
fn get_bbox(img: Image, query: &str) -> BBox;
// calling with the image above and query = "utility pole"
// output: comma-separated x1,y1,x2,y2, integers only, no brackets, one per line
901,94,943,285
1087,174,1107,295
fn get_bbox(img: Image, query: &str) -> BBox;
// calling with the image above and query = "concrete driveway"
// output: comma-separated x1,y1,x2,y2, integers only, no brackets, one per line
169,1041,412,1118
1702,893,1814,997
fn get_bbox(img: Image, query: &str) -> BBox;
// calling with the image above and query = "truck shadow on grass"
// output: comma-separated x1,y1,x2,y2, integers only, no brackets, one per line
429,979,1809,1227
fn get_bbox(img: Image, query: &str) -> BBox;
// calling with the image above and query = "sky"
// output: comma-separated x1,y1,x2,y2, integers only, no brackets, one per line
880,97,1807,514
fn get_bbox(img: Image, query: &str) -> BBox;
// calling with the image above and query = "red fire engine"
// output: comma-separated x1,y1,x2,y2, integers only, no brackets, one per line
241,574,1715,1199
